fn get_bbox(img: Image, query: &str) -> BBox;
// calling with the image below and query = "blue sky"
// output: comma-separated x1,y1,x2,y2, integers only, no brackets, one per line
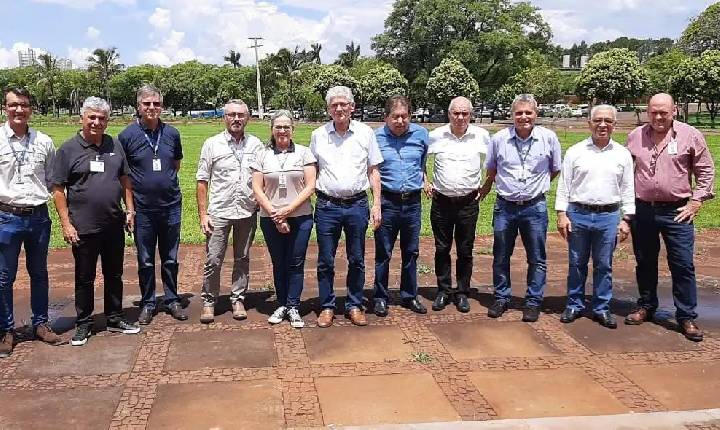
0,0,715,68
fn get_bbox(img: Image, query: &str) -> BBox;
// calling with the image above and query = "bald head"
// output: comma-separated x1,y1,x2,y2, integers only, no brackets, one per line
649,93,674,108
647,93,676,134
448,96,472,112
448,96,473,137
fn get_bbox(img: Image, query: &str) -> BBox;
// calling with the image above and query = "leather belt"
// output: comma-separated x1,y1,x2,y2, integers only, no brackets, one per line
434,190,478,204
572,202,620,213
382,189,421,203
316,190,367,205
497,194,545,206
636,198,689,209
0,202,46,216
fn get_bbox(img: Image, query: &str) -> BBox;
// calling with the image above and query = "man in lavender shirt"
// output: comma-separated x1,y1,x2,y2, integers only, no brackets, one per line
625,93,715,342
481,94,561,322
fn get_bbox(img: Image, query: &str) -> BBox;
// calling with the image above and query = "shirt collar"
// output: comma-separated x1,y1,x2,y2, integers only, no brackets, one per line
444,124,474,140
77,131,109,148
272,141,296,154
509,126,536,142
137,118,163,134
382,124,412,139
223,130,245,145
587,137,616,151
327,120,355,136
3,121,31,140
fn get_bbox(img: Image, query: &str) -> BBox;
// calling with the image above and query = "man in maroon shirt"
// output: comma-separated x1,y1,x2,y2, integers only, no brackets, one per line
625,93,715,342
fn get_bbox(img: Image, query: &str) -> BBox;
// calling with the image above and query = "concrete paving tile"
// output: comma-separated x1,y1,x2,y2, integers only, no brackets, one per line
429,321,559,359
563,314,703,354
166,330,276,371
315,373,460,426
0,387,122,429
617,362,720,410
147,380,283,430
14,334,140,377
469,368,629,419
303,325,414,364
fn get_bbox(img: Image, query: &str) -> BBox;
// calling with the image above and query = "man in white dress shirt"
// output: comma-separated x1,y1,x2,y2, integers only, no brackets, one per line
426,96,490,313
555,104,634,329
310,86,383,328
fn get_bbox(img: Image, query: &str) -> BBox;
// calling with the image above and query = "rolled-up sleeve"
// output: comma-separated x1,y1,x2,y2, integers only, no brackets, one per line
550,134,562,173
620,151,636,215
196,140,212,182
367,131,384,167
554,152,571,212
691,133,715,201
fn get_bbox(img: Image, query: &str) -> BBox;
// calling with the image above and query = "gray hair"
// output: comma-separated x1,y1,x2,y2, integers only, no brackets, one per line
270,109,294,127
448,96,473,113
136,84,163,105
224,98,248,112
590,104,617,121
325,86,354,105
81,96,110,116
511,94,538,113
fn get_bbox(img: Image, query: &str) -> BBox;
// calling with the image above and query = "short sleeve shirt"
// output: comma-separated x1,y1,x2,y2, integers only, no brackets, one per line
118,120,183,211
250,143,317,218
0,122,56,207
428,124,490,197
49,133,130,235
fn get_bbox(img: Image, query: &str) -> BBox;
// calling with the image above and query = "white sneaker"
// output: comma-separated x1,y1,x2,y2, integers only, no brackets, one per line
288,307,304,329
268,306,287,324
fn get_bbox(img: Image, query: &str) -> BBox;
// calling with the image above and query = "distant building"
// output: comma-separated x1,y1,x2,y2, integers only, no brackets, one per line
57,58,73,70
18,48,36,67
562,55,571,68
580,55,589,68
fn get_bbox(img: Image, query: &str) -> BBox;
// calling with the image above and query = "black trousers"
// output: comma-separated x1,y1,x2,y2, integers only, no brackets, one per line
430,193,480,294
72,222,126,326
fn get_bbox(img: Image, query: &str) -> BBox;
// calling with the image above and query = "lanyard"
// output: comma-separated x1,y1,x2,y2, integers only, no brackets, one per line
138,120,162,157
229,139,244,168
513,135,534,171
3,127,30,178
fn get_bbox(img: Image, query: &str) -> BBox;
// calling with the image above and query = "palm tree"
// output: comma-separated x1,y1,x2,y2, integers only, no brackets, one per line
224,50,242,68
310,43,322,64
86,47,124,105
36,53,59,117
336,42,360,68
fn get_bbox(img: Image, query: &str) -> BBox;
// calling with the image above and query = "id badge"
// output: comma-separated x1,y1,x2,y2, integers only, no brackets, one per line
278,173,288,189
668,140,678,155
152,157,162,171
90,156,105,173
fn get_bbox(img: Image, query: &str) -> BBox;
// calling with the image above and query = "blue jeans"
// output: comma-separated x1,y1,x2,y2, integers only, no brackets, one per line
134,205,181,310
260,215,313,308
631,201,697,321
315,196,369,310
373,194,421,301
0,206,51,332
565,205,619,314
492,197,548,307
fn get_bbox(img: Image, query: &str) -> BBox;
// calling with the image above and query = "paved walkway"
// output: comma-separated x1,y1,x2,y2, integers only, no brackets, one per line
1,231,720,429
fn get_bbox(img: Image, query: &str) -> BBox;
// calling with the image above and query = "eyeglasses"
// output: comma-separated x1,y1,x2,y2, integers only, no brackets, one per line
141,101,162,107
330,102,351,109
6,102,31,110
225,112,247,119
591,118,615,124
273,125,292,131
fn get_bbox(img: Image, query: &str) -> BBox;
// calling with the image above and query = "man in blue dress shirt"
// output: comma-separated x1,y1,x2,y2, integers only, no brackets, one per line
373,95,429,316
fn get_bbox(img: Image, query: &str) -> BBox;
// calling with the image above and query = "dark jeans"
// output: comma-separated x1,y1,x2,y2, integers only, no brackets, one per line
72,222,126,327
260,215,313,308
430,193,479,295
491,196,548,307
315,196,369,311
0,206,51,331
566,205,619,314
374,193,421,301
134,205,181,310
631,202,697,321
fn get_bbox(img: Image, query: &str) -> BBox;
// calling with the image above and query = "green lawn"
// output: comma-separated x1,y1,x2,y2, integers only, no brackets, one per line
39,121,720,248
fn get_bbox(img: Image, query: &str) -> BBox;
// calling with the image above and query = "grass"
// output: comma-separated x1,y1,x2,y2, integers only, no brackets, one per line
37,120,720,248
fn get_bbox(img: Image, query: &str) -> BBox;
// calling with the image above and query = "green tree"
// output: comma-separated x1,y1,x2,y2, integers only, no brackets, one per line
310,64,360,100
670,50,720,127
212,65,256,108
35,53,59,117
492,52,564,104
109,64,164,110
359,64,409,108
336,42,361,68
679,3,720,55
576,48,648,104
310,43,322,64
86,47,124,105
57,69,94,115
643,49,690,95
425,58,479,110
159,61,213,115
224,50,242,68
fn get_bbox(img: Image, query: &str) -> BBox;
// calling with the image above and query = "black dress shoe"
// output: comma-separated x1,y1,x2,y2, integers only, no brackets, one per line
487,300,508,318
138,306,154,325
560,307,581,323
402,297,427,314
167,302,188,321
374,299,388,317
593,310,617,329
456,294,470,313
432,292,449,311
522,305,540,322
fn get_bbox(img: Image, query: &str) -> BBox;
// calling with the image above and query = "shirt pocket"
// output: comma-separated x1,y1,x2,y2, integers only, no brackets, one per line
527,152,549,173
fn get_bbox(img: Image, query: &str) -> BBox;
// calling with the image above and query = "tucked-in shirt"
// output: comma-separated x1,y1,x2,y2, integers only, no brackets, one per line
250,142,317,218
428,124,490,197
627,121,715,202
49,133,129,235
0,122,55,207
310,120,383,198
118,119,183,211
486,125,562,201
555,138,635,215
196,130,262,219
376,123,429,193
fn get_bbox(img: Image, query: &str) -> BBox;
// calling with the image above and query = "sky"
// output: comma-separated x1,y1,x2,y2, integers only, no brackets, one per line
0,0,716,69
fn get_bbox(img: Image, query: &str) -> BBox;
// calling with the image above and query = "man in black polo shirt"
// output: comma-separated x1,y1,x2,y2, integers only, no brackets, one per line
119,84,186,325
50,96,140,346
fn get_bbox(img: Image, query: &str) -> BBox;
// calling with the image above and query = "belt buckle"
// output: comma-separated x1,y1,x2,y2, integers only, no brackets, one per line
515,199,527,206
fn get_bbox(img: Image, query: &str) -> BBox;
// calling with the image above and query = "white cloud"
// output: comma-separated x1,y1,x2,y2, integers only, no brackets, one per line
149,8,171,30
86,26,101,40
67,46,93,68
0,42,43,68
540,9,624,47
606,0,640,11
138,31,197,66
32,0,135,9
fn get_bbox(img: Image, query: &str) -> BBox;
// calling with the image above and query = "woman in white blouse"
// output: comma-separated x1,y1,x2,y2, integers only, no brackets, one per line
251,110,317,328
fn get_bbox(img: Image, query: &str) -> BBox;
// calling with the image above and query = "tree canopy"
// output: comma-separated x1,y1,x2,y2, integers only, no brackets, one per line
576,48,647,105
679,2,720,55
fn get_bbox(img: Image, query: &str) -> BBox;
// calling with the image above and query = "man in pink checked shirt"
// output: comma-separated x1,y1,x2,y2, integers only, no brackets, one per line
625,93,715,342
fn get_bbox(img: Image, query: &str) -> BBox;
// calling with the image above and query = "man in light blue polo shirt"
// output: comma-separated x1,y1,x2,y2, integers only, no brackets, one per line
481,94,561,322
373,95,429,317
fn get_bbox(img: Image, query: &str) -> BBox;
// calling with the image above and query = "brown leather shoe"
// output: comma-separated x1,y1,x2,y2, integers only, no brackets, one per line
680,319,704,342
232,301,247,321
624,307,654,325
317,309,334,328
34,323,63,345
347,307,368,326
200,305,215,324
0,331,13,358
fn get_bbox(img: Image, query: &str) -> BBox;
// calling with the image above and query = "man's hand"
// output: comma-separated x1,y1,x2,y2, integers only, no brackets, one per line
200,214,214,236
674,199,702,223
557,212,572,241
276,220,290,234
423,181,434,199
271,206,291,224
617,219,631,242
371,204,382,230
62,222,80,245
476,183,492,201
125,212,135,234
